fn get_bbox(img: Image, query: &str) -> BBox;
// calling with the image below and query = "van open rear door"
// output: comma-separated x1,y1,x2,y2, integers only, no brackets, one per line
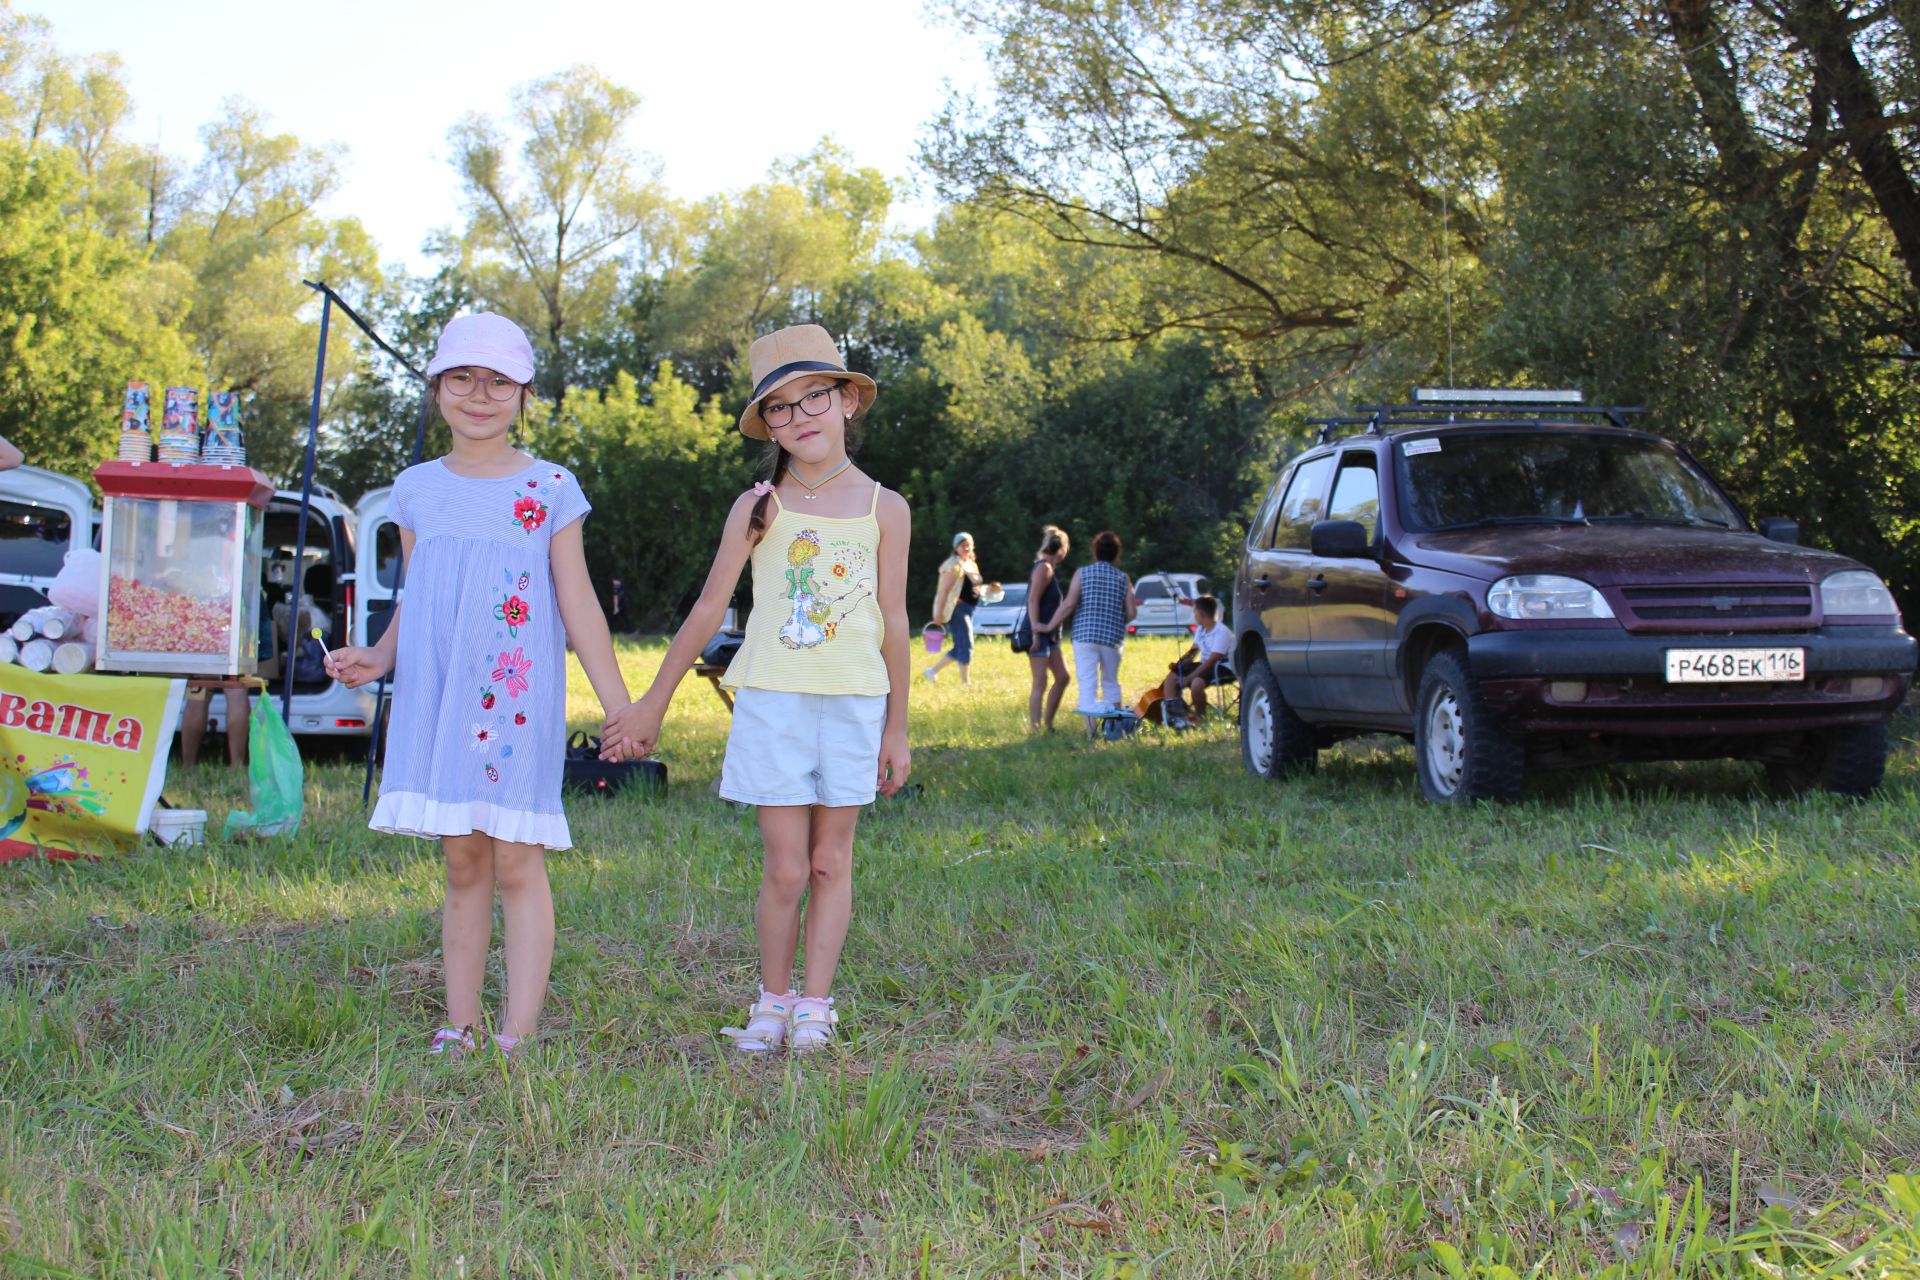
354,485,400,650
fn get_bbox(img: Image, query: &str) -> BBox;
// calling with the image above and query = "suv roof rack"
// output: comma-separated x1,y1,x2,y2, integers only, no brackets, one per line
1306,387,1647,444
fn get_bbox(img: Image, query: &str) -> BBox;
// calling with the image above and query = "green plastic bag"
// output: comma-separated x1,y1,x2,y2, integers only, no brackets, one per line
223,693,304,838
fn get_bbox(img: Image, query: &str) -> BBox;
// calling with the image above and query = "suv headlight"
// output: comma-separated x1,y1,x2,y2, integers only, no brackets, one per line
1821,570,1898,618
1487,575,1615,620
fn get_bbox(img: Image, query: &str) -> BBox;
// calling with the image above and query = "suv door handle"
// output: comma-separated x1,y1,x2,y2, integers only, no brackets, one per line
1308,574,1328,593
1251,576,1271,588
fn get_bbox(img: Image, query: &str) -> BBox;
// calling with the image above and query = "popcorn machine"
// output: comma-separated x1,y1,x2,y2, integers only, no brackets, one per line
93,461,269,676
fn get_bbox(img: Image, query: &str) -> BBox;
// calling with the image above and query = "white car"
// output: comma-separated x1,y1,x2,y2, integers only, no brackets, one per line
1129,572,1216,636
0,465,94,631
972,581,1030,635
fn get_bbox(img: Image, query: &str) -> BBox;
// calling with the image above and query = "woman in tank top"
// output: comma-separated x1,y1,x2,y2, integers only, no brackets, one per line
1024,524,1071,731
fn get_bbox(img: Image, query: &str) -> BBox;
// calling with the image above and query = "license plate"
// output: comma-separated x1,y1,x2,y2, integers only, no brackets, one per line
1664,647,1806,683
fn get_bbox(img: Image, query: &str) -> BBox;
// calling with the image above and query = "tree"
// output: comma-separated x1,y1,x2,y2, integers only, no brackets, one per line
446,65,664,407
648,142,897,399
157,100,381,483
538,363,746,620
0,141,197,479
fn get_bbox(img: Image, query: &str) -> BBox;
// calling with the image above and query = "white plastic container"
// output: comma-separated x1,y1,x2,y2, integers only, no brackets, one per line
150,808,207,847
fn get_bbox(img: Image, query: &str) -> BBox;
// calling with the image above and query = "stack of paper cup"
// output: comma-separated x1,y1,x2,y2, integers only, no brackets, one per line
159,386,200,463
118,382,153,462
203,391,245,465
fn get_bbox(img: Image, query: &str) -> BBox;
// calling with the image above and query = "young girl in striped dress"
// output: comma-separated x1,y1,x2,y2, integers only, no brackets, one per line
326,313,633,1057
602,324,911,1053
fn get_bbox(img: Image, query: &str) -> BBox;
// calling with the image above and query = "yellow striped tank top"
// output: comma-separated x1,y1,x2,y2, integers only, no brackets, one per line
722,483,891,696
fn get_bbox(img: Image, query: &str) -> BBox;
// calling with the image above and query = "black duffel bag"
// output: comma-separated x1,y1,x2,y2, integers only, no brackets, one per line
563,731,666,798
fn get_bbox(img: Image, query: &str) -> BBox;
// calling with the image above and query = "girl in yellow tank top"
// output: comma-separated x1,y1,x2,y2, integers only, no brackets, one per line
601,325,911,1055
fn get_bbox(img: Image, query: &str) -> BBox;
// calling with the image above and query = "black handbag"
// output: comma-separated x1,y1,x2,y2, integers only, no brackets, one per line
563,731,666,798
1010,608,1033,654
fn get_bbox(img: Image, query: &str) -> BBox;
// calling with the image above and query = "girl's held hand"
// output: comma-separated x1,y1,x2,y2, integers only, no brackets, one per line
877,727,911,796
600,695,664,761
323,645,392,688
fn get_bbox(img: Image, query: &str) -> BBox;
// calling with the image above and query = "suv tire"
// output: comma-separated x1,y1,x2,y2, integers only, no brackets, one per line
1414,650,1526,803
1764,721,1888,799
1240,658,1316,779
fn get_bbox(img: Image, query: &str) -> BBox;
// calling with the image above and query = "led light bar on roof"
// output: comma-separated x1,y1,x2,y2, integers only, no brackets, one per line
1412,387,1584,404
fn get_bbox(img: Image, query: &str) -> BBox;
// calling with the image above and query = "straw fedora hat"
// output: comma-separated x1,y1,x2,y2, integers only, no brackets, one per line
738,324,878,440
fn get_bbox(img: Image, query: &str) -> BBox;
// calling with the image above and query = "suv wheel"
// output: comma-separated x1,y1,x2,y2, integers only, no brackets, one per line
1764,722,1889,799
1240,658,1316,779
1414,651,1526,803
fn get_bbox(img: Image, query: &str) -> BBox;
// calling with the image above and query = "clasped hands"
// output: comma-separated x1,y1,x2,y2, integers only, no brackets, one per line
598,692,663,762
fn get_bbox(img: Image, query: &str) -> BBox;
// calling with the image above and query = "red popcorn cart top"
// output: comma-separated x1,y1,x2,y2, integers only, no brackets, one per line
93,462,271,677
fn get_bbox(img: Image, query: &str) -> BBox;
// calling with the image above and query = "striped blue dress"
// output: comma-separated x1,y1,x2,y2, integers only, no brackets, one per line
371,456,590,850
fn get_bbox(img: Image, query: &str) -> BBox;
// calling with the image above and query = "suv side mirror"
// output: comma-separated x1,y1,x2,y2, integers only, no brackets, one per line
1310,519,1373,558
1757,516,1799,545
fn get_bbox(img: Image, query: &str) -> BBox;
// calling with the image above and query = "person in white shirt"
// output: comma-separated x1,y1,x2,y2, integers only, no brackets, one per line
1161,594,1232,721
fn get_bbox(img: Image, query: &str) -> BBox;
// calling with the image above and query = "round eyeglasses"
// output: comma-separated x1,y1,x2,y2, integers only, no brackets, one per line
441,368,524,402
763,386,837,430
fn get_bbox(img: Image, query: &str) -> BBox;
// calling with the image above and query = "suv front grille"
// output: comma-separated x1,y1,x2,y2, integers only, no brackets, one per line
1619,583,1813,628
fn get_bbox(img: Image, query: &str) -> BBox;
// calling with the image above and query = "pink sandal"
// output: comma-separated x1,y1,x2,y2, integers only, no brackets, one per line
429,1027,476,1057
721,988,793,1055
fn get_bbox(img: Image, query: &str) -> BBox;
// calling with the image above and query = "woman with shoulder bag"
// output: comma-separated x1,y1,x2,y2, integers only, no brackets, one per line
926,531,993,686
1022,525,1071,732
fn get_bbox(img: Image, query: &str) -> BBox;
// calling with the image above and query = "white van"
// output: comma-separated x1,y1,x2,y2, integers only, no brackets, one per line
206,482,378,738
0,465,94,629
0,465,379,739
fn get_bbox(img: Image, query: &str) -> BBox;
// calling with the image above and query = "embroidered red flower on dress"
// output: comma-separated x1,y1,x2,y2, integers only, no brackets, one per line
512,496,549,532
492,647,533,698
470,723,498,752
494,593,531,636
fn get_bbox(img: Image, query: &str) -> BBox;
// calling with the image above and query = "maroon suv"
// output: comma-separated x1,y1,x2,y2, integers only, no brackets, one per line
1231,392,1916,802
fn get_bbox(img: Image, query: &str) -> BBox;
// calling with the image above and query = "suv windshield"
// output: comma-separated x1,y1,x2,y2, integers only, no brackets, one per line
1396,431,1742,532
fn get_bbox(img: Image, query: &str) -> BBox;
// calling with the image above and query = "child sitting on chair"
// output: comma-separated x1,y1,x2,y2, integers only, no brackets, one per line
1162,595,1232,722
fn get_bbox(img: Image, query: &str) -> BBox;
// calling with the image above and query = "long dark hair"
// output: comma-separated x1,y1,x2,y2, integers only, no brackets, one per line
745,379,866,544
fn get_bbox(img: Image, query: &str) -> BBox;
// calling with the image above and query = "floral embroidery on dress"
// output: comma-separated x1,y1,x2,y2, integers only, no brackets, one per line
470,724,498,752
480,687,496,710
512,495,549,533
517,571,530,591
485,763,500,783
495,592,531,636
493,646,533,698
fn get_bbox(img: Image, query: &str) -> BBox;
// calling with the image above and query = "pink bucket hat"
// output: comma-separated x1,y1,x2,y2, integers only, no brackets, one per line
426,313,536,385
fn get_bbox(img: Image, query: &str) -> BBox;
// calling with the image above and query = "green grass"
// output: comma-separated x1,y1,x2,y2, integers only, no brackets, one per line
2,637,1917,1277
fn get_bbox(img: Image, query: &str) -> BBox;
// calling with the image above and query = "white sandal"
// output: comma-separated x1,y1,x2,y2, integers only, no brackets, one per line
721,989,792,1055
789,995,838,1054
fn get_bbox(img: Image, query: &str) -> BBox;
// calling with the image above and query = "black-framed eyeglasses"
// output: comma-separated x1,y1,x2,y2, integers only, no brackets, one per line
442,368,523,402
763,386,837,429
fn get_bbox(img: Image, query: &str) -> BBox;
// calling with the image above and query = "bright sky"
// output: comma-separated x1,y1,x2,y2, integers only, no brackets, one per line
42,0,991,275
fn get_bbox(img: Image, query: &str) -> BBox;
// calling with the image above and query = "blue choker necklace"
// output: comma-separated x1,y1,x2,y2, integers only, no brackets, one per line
793,458,853,499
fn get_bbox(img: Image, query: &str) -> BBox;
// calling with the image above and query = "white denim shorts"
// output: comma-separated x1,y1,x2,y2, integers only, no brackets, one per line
719,688,888,808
